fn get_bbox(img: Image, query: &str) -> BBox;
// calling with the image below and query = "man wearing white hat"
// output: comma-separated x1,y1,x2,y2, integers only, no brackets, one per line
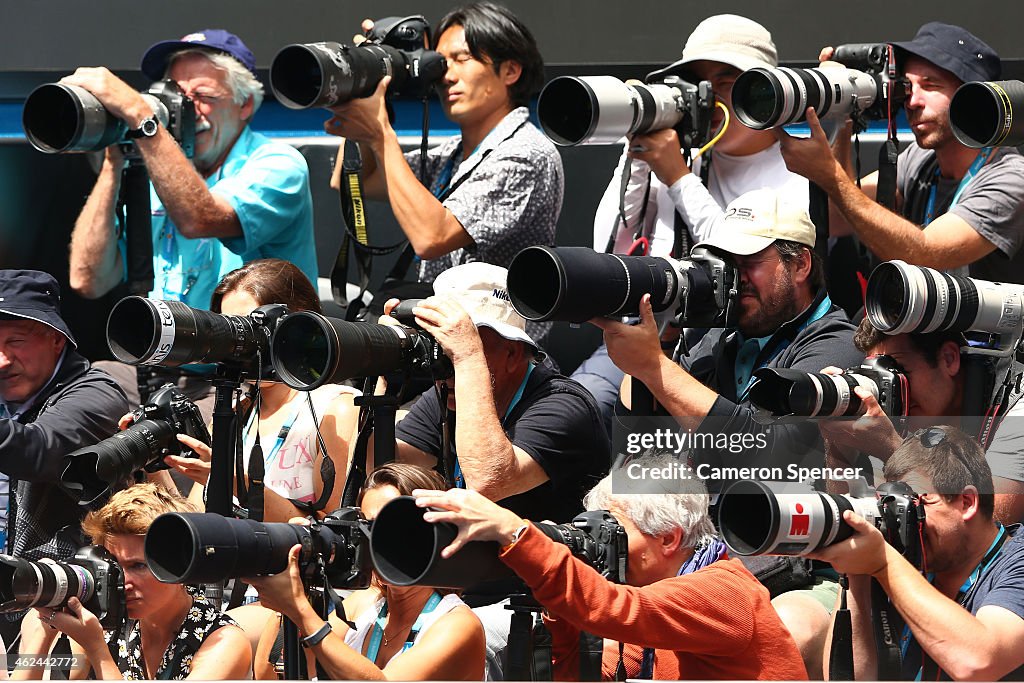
386,262,610,526
577,14,809,432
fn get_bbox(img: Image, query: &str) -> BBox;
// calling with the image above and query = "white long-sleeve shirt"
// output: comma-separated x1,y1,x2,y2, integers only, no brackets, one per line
592,140,809,256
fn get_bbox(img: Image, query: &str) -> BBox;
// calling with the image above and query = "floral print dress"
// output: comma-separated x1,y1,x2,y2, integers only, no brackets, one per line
102,592,237,680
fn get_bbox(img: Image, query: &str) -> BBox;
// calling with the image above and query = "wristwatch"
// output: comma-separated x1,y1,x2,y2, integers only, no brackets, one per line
301,621,332,648
126,116,159,139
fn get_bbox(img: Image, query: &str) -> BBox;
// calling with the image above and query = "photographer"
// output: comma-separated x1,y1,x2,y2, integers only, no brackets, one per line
821,317,1024,525
776,23,1024,283
810,426,1024,680
246,463,484,680
0,271,128,565
166,259,359,522
599,188,863,469
383,262,610,524
13,483,251,680
412,456,807,679
326,3,562,340
577,14,809,431
66,29,318,412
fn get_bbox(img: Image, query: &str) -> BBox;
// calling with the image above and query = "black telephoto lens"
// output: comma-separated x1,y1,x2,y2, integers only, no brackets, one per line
506,246,681,322
106,296,264,367
144,513,309,584
270,43,406,109
950,80,1024,148
22,83,125,153
60,419,176,507
271,312,429,390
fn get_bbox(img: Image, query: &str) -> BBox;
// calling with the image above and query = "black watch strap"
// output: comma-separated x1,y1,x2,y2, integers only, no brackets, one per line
301,621,332,648
126,116,159,139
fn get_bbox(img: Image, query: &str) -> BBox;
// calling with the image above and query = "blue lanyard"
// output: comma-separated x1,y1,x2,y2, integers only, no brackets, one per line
453,364,534,489
366,591,442,663
245,402,302,465
901,524,1007,677
923,148,993,226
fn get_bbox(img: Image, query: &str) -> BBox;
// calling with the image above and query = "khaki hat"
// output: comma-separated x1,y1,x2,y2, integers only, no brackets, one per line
692,188,815,256
647,14,777,82
432,263,540,353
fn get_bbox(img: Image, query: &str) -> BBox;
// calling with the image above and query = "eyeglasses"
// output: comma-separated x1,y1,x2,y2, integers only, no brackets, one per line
916,427,948,449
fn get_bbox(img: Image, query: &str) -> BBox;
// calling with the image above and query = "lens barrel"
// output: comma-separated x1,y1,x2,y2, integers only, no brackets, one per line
748,368,878,418
732,67,878,130
950,80,1024,148
60,419,176,507
370,496,514,588
271,312,433,390
865,260,1024,335
537,76,685,146
145,513,312,584
717,480,879,555
506,246,683,322
106,296,265,367
270,42,405,109
22,83,125,153
0,556,95,613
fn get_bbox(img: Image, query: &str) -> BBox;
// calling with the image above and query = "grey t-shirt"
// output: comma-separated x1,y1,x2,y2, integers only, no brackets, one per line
897,143,1024,283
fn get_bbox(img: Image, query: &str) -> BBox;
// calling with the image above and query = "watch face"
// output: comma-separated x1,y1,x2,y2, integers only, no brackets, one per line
140,118,159,137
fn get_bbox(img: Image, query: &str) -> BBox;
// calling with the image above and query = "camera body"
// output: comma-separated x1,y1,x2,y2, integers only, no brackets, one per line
506,245,738,328
60,385,210,507
22,79,195,156
270,15,447,109
536,74,715,147
718,478,925,564
536,510,629,583
748,354,909,419
732,42,907,132
389,299,456,381
313,507,374,588
0,546,125,629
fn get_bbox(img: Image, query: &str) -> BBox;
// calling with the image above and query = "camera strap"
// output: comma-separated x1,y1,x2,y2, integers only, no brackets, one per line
332,140,409,317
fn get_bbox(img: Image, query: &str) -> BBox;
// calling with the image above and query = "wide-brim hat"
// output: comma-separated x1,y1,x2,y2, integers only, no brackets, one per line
891,22,1000,84
0,270,76,347
432,262,541,356
647,14,777,83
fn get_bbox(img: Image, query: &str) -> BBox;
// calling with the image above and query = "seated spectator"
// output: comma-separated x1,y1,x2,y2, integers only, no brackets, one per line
13,483,250,680
413,456,807,679
247,463,485,680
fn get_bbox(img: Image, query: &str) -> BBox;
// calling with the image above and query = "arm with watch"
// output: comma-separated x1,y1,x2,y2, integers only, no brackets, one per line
64,67,242,298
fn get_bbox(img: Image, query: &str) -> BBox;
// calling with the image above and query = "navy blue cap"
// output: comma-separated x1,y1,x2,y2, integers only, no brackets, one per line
892,22,1001,84
141,29,257,81
0,270,76,347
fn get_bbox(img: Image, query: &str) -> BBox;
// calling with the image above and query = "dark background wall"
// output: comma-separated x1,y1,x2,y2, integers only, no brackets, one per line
2,0,1022,370
4,0,1024,70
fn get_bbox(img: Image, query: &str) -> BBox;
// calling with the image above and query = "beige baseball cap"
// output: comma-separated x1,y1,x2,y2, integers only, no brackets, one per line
432,262,540,354
647,14,778,82
692,188,816,256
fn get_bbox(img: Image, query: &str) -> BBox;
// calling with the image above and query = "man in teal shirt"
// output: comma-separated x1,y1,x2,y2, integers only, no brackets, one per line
66,29,316,410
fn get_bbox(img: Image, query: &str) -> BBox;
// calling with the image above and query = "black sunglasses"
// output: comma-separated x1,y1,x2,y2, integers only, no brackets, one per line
915,426,948,449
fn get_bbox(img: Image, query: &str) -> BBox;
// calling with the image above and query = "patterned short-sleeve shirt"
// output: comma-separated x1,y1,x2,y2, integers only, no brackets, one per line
406,107,563,284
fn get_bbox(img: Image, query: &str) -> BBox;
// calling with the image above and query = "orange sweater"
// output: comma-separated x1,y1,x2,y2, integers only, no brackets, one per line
500,524,807,680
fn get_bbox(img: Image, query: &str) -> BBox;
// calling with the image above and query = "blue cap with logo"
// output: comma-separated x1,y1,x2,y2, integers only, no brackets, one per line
141,29,257,81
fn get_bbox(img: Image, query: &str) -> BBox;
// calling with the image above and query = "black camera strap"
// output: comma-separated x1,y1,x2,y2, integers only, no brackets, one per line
829,576,855,680
871,578,905,679
332,140,408,316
